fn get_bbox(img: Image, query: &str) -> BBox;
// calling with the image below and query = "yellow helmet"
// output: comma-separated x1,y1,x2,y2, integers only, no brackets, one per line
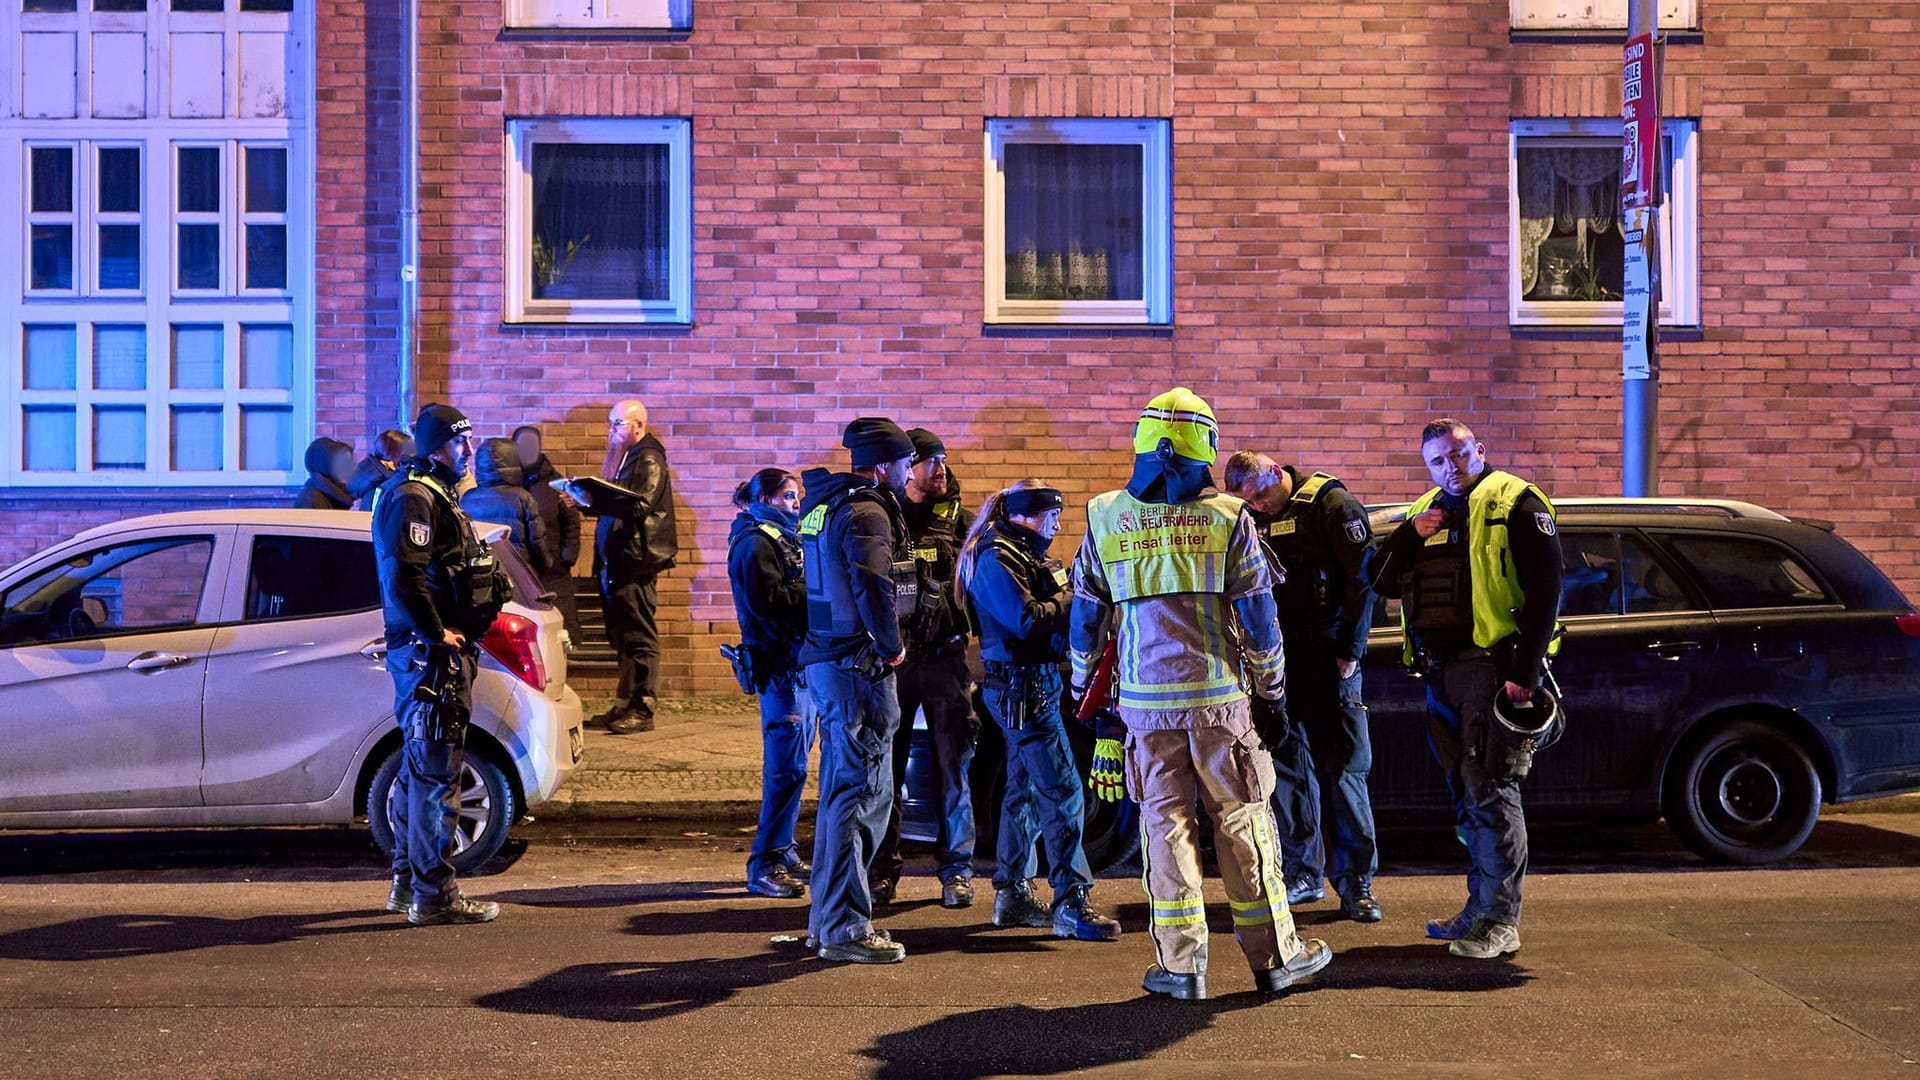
1134,387,1219,464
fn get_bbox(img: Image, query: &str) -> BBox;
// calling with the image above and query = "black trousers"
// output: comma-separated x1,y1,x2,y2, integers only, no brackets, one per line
602,571,660,714
872,650,977,885
1268,650,1379,893
1425,655,1528,925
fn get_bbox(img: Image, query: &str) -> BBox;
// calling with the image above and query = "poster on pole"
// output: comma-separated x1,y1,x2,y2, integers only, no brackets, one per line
1622,217,1652,381
1622,32,1660,212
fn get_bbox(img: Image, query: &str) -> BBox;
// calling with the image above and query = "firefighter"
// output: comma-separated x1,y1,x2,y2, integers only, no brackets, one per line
1071,388,1332,1001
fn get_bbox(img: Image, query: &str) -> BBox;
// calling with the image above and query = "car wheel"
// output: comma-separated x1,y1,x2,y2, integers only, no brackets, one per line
1068,721,1141,873
1664,718,1822,865
367,746,517,876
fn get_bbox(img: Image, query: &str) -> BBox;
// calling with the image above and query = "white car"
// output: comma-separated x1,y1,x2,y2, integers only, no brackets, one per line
0,509,584,873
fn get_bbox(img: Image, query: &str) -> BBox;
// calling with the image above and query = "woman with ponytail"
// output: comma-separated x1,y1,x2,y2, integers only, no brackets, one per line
727,467,816,900
960,479,1122,943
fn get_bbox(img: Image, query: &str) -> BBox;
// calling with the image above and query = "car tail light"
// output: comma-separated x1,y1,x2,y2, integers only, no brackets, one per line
1898,613,1920,639
480,612,548,691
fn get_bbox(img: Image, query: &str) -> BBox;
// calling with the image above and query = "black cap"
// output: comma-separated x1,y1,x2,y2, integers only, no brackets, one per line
413,402,473,456
842,417,914,469
906,428,946,464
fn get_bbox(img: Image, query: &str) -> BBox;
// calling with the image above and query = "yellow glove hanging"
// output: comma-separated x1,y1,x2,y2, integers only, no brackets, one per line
1088,738,1127,803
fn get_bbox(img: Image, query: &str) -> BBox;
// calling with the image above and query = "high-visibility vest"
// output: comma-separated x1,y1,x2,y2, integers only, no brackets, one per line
1400,470,1558,664
1085,488,1244,602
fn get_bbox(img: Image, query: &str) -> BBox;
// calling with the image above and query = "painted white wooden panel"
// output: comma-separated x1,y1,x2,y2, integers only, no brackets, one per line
92,32,148,119
237,32,289,118
169,32,226,118
600,0,678,26
1511,0,1696,30
511,0,596,27
22,32,80,120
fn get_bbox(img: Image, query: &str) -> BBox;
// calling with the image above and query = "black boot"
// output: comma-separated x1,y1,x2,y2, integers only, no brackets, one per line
1051,885,1122,942
408,888,500,926
385,879,413,914
991,881,1052,928
1253,938,1332,994
1142,965,1206,1001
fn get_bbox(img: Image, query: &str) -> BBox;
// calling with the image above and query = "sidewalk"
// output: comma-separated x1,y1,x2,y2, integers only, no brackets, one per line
537,694,817,825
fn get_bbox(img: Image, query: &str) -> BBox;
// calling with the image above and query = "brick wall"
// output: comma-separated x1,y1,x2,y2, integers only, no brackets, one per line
7,1,1917,695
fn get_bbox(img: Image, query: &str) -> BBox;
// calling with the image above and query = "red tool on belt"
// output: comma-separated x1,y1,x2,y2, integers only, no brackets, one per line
1074,638,1119,726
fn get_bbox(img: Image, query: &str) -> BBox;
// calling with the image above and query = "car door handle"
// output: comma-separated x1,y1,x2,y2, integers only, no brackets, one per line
360,640,389,661
1644,641,1702,661
127,652,194,672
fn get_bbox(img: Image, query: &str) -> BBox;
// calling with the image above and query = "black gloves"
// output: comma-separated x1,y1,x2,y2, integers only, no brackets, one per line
1251,695,1291,752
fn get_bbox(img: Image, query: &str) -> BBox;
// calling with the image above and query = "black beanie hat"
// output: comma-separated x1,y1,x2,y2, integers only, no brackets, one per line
413,402,473,456
906,428,946,464
842,417,914,469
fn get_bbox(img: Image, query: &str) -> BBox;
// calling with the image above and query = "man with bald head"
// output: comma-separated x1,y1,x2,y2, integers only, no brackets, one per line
569,400,679,734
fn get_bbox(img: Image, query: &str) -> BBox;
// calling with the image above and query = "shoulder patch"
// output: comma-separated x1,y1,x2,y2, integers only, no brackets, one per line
1533,511,1556,537
1344,518,1369,544
408,521,431,548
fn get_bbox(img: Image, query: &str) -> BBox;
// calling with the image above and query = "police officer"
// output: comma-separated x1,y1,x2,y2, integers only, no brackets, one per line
372,403,505,926
1223,451,1382,922
1071,388,1331,1001
871,428,977,909
1371,418,1563,959
798,417,917,964
957,479,1121,942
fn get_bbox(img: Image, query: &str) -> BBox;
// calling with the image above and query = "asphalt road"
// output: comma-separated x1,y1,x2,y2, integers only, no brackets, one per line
3,816,1919,1079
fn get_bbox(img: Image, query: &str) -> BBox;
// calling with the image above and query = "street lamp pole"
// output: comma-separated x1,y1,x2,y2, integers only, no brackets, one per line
1622,0,1662,496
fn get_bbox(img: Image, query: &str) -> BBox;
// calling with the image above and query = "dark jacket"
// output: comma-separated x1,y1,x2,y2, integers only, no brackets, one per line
1249,467,1377,663
796,468,910,666
461,439,551,578
371,458,475,646
347,454,398,511
968,518,1070,667
522,453,582,580
295,439,353,510
728,502,808,683
900,468,975,657
584,433,679,580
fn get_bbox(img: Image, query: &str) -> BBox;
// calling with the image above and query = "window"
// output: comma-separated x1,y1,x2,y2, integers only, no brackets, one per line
505,0,691,31
1559,530,1621,617
0,536,213,646
1509,118,1698,327
985,118,1172,326
1511,0,1698,32
505,118,693,325
1662,535,1831,610
1622,533,1697,613
3,1,311,484
245,536,380,621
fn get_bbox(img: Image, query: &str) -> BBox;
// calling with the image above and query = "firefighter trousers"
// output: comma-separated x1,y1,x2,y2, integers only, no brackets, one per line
1126,712,1305,977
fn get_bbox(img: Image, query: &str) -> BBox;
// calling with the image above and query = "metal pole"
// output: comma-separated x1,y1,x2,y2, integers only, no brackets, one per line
1622,0,1662,496
397,0,421,428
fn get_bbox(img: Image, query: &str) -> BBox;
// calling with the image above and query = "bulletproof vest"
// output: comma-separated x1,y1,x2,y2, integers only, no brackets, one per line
799,483,916,641
981,530,1070,664
1406,494,1474,650
406,469,510,637
1262,472,1344,616
908,496,964,584
734,521,804,581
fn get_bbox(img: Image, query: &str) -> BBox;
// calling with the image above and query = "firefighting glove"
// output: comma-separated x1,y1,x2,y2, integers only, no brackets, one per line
1251,695,1292,753
1089,738,1127,803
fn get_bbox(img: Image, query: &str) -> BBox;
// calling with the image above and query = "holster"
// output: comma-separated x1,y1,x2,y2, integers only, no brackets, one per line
409,646,471,743
720,643,755,695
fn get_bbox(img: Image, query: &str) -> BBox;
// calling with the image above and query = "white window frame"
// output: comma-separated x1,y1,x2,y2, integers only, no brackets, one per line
1508,117,1699,328
504,0,691,32
504,117,694,326
0,0,314,487
1510,0,1698,32
984,118,1172,327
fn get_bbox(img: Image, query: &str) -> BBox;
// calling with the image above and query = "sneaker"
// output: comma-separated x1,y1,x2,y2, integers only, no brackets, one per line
783,858,813,884
941,878,975,909
1448,919,1521,959
1425,904,1479,941
818,931,906,964
407,889,500,927
869,877,899,906
1142,965,1207,1001
1340,880,1384,923
1051,885,1122,942
385,879,414,914
991,882,1053,929
1253,938,1333,993
1285,873,1326,906
748,866,805,900
608,707,655,735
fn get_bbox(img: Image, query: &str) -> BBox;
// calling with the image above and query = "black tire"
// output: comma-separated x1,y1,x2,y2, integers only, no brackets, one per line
367,745,517,876
1067,721,1141,872
1664,718,1822,865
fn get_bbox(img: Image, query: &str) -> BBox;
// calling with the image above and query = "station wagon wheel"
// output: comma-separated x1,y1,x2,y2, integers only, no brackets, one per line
1665,718,1822,865
367,747,517,876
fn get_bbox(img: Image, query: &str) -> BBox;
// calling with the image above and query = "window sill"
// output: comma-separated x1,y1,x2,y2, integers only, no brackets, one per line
1509,325,1704,343
1509,28,1704,45
501,320,694,333
982,323,1175,338
498,25,692,41
0,484,298,503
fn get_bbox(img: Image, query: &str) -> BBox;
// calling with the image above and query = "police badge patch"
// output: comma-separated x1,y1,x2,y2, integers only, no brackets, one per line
1533,512,1555,537
408,521,431,548
1344,519,1368,544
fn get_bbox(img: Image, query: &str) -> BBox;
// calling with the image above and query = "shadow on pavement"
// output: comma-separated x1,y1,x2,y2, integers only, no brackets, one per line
487,882,742,908
0,911,405,961
1310,942,1533,993
0,829,528,882
475,953,818,1024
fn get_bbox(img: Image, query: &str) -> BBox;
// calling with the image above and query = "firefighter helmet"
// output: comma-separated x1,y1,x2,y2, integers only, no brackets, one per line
1133,387,1219,465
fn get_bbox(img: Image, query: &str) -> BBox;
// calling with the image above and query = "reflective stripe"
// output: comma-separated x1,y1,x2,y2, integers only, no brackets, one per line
1150,897,1208,927
1230,898,1276,927
1086,490,1244,603
1401,471,1561,665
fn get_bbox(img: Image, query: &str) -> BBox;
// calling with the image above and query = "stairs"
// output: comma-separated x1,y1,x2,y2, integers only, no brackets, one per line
568,577,618,673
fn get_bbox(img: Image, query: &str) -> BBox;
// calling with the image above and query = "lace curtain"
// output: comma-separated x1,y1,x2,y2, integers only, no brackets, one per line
1517,147,1620,297
531,143,671,301
1003,143,1143,302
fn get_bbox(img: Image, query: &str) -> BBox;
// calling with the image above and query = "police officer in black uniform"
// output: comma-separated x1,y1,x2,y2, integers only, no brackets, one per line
372,402,507,926
871,428,978,909
958,480,1121,942
1224,451,1382,922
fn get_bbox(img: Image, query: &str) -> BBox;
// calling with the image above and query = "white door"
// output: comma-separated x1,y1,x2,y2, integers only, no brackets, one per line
200,529,392,808
0,531,229,812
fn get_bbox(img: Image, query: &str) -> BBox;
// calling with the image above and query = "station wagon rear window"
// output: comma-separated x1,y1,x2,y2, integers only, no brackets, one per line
1661,534,1831,610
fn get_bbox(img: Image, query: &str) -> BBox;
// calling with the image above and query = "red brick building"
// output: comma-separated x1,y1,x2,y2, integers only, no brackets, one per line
5,1,1917,693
